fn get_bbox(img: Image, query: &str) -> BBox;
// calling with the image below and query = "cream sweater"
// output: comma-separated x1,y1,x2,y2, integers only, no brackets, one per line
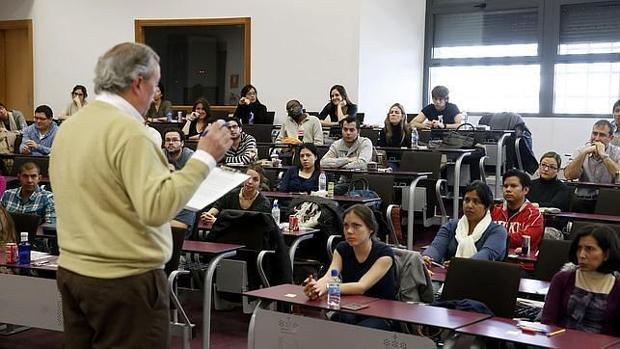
50,101,209,278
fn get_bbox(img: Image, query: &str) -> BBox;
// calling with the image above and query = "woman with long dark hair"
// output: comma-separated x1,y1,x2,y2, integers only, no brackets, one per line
233,84,268,124
279,143,320,193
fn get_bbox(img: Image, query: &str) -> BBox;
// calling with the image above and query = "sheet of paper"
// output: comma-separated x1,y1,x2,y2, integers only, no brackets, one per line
185,167,249,211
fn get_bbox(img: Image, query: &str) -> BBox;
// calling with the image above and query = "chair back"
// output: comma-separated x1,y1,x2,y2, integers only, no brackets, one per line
9,212,40,242
399,151,442,179
243,124,273,143
352,173,394,204
360,128,379,146
164,226,187,275
262,111,275,125
11,156,49,177
594,188,620,216
533,239,571,281
569,221,620,240
442,258,521,318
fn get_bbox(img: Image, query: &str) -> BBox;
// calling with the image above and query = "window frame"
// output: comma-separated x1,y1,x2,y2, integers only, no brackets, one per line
135,17,251,113
423,0,620,118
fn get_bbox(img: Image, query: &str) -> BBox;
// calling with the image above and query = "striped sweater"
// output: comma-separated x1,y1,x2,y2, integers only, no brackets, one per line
224,132,256,165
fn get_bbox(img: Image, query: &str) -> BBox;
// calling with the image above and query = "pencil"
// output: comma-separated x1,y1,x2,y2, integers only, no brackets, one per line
546,328,566,337
431,261,445,269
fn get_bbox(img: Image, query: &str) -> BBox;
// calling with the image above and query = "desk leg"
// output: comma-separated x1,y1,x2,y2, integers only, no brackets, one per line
202,250,237,349
453,153,470,220
288,234,315,274
407,175,427,251
496,133,510,200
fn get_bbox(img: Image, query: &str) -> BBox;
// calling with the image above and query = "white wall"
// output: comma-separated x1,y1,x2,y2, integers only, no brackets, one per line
0,0,603,159
358,0,426,126
0,0,362,124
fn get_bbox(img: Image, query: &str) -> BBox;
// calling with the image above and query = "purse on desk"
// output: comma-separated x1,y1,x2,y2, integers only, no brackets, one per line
441,123,477,149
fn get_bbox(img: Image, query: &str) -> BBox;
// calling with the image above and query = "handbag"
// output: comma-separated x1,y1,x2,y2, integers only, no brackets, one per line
441,123,477,149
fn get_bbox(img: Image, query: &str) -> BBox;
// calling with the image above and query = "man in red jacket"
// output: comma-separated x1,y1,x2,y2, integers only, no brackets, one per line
491,169,544,260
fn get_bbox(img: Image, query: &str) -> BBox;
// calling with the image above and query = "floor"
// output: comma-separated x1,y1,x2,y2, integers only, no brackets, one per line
0,226,437,349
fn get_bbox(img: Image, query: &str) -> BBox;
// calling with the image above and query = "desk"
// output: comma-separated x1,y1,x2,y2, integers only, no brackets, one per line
323,168,431,250
281,227,319,273
456,317,620,349
544,212,620,224
506,248,538,264
429,265,549,296
181,240,244,349
263,191,381,206
564,181,620,190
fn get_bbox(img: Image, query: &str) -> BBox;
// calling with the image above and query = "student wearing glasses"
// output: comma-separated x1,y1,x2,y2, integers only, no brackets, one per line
527,151,570,212
61,85,88,119
564,120,620,212
163,128,194,171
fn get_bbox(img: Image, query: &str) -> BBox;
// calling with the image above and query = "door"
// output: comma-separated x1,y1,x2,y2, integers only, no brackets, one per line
0,20,33,120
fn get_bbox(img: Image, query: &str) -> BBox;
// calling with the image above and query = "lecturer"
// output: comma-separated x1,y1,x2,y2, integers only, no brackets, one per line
49,42,232,348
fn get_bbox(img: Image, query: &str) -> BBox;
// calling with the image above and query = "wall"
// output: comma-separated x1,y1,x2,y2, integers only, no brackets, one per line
0,0,362,124
358,0,426,125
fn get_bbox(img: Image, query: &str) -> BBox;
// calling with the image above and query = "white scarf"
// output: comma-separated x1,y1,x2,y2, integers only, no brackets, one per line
455,211,492,258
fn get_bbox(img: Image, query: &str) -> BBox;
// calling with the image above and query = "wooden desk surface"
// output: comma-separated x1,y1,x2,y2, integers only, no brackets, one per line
361,299,490,330
0,254,58,271
322,168,432,177
429,266,549,295
263,191,382,204
564,181,620,190
457,317,620,349
182,240,244,254
244,283,379,308
545,212,620,224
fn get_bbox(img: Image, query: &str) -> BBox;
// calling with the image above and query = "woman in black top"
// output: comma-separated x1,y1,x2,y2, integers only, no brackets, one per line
527,151,571,211
279,143,320,193
233,84,269,125
304,204,396,330
182,97,212,140
318,85,358,127
200,164,271,226
378,103,411,170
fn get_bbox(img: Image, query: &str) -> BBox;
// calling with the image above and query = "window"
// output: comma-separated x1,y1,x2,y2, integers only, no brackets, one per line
425,0,620,117
135,18,251,108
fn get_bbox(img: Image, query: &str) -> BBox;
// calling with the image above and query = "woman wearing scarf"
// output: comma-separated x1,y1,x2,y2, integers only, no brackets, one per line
422,181,507,268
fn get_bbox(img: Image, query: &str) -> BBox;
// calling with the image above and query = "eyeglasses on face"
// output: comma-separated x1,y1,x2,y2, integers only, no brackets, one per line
73,92,84,96
539,163,558,171
165,139,181,143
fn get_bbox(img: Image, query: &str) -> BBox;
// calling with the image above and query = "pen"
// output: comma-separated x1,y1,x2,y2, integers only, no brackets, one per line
546,328,566,337
431,261,445,269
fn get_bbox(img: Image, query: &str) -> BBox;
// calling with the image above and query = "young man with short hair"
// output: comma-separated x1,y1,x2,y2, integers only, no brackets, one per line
20,105,58,156
410,85,463,129
1,162,55,224
224,116,257,165
320,116,373,170
491,169,543,258
564,119,620,212
163,128,194,170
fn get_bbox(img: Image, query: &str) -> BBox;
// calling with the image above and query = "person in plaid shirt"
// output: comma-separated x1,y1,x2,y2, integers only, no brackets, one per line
1,161,55,224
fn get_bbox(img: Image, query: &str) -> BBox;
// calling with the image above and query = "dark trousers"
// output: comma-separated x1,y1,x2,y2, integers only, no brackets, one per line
57,267,170,349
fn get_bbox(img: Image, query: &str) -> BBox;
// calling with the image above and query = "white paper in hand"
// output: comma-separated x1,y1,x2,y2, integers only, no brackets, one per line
185,167,249,211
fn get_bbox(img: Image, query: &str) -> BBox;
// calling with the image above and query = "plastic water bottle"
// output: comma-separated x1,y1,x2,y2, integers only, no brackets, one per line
18,232,30,265
318,171,327,191
166,111,173,122
248,111,255,125
410,127,419,149
327,269,341,309
271,199,280,224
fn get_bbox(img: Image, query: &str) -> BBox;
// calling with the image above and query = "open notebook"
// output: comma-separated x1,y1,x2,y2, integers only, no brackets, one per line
184,167,249,211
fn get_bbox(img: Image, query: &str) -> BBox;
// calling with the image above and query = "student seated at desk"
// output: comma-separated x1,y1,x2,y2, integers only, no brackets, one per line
20,105,58,156
145,84,172,122
304,204,396,330
182,97,212,140
527,151,570,212
423,181,507,268
491,169,543,261
233,84,268,125
276,99,324,145
1,161,55,224
60,85,88,120
279,143,320,193
542,225,620,336
318,85,358,128
320,116,373,170
410,85,462,130
378,103,411,170
200,164,270,226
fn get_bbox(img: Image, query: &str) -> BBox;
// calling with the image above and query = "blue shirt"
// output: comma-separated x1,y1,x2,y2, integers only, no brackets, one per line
1,185,56,224
279,167,319,193
20,122,59,156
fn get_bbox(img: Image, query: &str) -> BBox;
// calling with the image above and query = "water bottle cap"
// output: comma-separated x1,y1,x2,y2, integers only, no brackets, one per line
331,269,338,277
20,232,28,240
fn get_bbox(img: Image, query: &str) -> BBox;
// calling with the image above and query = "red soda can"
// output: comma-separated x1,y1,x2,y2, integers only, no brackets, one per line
5,243,17,264
289,215,299,231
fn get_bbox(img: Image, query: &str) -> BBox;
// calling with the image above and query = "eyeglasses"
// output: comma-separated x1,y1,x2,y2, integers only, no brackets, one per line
72,92,84,96
539,163,558,171
165,139,181,143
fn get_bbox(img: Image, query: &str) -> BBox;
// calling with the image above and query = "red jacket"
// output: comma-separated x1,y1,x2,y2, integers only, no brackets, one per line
491,200,544,253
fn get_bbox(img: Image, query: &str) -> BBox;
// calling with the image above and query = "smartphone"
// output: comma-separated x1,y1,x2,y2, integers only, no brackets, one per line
341,303,369,311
